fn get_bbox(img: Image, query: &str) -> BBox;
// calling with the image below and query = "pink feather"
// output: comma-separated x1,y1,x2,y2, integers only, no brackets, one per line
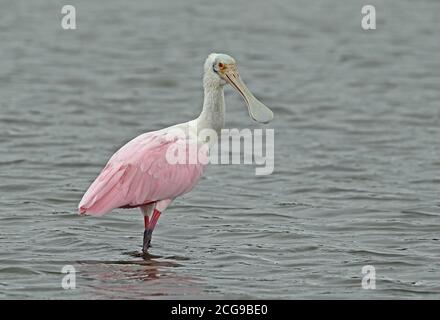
78,130,208,216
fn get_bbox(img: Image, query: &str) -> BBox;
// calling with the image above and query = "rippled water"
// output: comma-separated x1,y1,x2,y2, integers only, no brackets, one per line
1,0,439,299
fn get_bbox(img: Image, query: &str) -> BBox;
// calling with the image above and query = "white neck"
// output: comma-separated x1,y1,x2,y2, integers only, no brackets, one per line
196,84,225,134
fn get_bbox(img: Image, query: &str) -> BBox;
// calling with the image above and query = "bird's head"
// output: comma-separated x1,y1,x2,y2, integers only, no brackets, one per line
203,53,273,124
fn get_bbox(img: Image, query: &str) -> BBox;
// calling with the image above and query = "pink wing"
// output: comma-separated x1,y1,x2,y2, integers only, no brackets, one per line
78,129,208,216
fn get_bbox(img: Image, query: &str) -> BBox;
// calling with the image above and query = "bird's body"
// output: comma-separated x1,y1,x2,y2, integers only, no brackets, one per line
78,53,273,252
78,125,205,215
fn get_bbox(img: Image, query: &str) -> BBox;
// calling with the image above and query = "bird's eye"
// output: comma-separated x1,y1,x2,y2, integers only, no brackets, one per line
218,62,224,69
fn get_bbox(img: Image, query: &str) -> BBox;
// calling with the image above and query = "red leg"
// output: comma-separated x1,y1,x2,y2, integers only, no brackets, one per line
143,209,161,252
144,215,150,229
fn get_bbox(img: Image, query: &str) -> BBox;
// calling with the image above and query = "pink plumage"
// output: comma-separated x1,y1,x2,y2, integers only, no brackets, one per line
78,130,207,216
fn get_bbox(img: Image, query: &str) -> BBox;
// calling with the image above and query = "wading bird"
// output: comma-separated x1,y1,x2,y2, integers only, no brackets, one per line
78,53,273,253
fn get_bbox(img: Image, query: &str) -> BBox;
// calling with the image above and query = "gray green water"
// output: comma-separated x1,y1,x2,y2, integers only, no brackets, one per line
1,0,439,299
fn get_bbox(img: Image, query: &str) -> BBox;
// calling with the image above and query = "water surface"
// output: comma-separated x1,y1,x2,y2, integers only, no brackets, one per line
0,0,439,299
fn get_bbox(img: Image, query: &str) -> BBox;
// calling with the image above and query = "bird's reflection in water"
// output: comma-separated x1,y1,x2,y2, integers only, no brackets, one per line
77,251,203,299
121,250,182,281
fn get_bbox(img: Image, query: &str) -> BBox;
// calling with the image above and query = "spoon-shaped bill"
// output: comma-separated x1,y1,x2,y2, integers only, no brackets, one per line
224,69,274,124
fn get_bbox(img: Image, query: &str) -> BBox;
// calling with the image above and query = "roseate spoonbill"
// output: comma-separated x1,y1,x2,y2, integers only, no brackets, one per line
78,53,273,252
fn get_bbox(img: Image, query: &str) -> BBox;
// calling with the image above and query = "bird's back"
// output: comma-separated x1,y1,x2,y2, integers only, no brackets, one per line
78,128,207,216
